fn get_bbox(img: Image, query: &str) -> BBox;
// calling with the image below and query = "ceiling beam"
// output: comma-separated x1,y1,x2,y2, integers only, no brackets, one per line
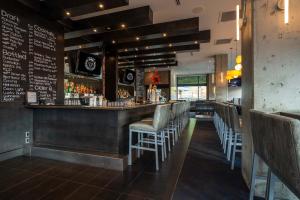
132,62,178,69
64,17,199,47
116,30,210,49
65,46,103,55
118,54,176,62
69,6,153,30
118,59,176,66
118,44,200,57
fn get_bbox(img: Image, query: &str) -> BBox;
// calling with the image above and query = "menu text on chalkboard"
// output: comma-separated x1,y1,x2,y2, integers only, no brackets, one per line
0,9,58,102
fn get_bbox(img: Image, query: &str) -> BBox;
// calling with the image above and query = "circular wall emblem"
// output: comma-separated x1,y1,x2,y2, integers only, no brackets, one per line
127,73,134,81
84,57,96,71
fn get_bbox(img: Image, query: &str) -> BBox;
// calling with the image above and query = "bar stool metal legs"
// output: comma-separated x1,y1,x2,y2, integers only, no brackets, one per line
249,153,259,200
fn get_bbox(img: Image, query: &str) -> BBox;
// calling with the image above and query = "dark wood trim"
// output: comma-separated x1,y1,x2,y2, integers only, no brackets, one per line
64,18,199,47
116,30,210,49
118,44,199,57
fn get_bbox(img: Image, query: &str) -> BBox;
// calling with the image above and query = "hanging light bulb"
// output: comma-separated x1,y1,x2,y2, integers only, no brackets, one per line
235,63,242,70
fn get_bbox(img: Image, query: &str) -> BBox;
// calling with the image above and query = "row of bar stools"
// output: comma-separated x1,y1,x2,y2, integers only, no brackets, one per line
249,110,300,199
213,102,242,170
128,102,190,171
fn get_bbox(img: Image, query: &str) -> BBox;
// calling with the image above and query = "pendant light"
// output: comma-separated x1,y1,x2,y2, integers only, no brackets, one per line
234,40,242,71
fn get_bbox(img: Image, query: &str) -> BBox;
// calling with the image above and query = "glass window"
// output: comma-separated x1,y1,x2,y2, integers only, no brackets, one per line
177,75,207,100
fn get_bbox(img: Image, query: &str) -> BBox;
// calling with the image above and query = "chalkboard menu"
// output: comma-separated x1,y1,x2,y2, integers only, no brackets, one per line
0,9,58,102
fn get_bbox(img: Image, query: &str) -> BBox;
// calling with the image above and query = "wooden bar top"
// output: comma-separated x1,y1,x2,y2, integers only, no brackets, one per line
26,103,162,111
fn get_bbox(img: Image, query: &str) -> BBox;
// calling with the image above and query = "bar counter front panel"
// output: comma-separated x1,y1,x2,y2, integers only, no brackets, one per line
29,104,157,155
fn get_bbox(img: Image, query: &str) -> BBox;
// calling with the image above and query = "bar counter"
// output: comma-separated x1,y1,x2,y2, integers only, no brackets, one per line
27,104,158,155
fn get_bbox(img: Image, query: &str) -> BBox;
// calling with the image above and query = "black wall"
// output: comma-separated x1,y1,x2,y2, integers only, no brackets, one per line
0,1,64,156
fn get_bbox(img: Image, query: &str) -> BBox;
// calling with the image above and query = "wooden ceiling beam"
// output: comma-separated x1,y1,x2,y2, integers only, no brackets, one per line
64,17,199,47
116,30,210,49
131,62,178,69
118,44,200,57
118,59,176,66
118,54,176,62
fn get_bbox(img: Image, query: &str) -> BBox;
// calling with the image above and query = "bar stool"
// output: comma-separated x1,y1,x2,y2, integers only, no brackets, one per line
227,105,242,169
128,104,171,171
249,110,300,199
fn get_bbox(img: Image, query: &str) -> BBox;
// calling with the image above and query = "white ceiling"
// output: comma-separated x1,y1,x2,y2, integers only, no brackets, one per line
74,0,241,70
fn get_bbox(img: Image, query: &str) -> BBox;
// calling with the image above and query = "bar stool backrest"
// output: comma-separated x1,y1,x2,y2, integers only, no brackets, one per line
153,104,171,131
229,105,241,133
250,110,300,197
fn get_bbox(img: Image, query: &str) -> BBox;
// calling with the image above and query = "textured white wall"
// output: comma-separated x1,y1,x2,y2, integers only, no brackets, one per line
242,0,300,198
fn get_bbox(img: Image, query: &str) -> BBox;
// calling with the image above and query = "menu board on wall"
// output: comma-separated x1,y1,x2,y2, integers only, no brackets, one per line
0,9,58,102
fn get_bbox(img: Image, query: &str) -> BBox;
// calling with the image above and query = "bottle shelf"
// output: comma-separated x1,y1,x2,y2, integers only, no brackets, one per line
65,72,102,81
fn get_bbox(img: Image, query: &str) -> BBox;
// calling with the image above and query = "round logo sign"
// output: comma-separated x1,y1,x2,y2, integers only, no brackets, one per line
84,57,96,71
127,73,134,81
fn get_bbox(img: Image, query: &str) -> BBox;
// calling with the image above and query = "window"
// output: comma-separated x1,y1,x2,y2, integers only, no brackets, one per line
177,75,207,100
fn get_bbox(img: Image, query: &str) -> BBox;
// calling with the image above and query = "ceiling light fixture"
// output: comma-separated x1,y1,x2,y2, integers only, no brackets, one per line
125,49,128,52
121,23,126,28
145,46,149,49
93,28,97,32
99,3,104,9
284,0,289,24
194,41,198,44
163,33,167,37
135,48,138,51
106,27,111,30
112,40,116,44
174,51,176,54
169,43,172,47
236,4,240,41
136,37,140,41
65,11,71,16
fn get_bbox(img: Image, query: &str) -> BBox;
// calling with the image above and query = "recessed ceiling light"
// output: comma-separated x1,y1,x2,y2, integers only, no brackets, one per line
121,23,126,28
99,3,104,9
93,28,98,32
135,55,137,58
145,46,149,49
163,33,167,37
65,11,71,16
112,40,116,44
136,37,140,41
106,27,111,30
194,41,198,44
142,60,145,62
174,51,177,54
169,43,172,47
135,48,138,51
125,49,128,52
79,45,82,49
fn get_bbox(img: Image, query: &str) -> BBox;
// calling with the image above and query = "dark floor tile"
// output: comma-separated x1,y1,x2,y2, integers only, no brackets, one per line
71,166,106,184
123,173,163,199
41,181,82,200
13,176,66,200
90,189,120,200
0,170,35,192
118,193,155,200
0,175,46,200
173,120,249,200
89,170,121,188
65,185,102,200
104,168,142,192
44,163,86,179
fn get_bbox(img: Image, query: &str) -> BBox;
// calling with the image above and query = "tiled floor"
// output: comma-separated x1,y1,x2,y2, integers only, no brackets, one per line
173,120,249,200
0,119,251,200
0,120,196,200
